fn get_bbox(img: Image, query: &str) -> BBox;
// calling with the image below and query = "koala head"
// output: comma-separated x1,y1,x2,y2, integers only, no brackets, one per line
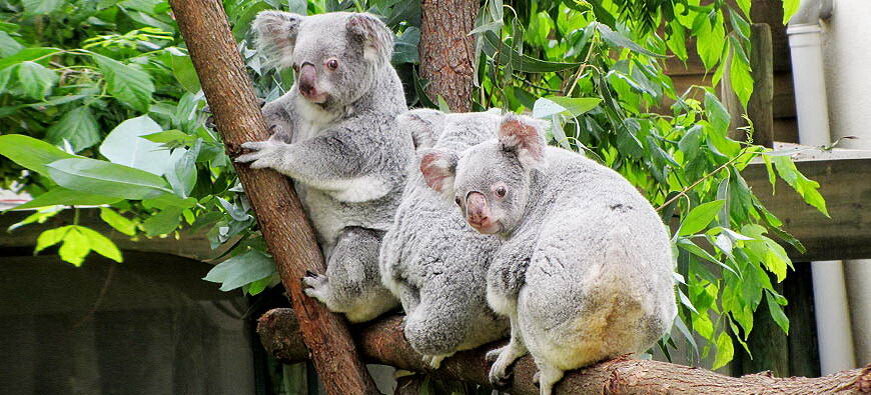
253,11,394,107
420,114,547,235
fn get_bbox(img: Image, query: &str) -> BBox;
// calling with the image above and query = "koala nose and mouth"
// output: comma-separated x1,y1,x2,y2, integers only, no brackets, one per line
297,63,328,103
465,192,499,234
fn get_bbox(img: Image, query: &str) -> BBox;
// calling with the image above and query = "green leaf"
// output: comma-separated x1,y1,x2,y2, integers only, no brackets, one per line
392,26,420,64
77,226,123,262
782,0,800,24
143,207,183,236
8,188,121,210
772,156,829,217
165,139,201,198
666,22,687,60
45,106,101,153
100,207,137,236
766,292,790,334
0,31,23,57
203,250,277,292
735,0,751,18
592,22,666,58
34,225,122,266
481,31,579,72
16,61,58,100
695,12,726,69
22,0,63,15
99,115,171,176
92,53,155,112
704,92,730,135
0,47,60,70
170,53,201,93
729,51,753,109
533,96,602,118
679,200,725,236
46,158,173,200
712,331,734,369
0,134,74,176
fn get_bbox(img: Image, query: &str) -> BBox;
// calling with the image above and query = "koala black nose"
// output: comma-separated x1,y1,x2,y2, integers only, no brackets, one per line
298,63,318,97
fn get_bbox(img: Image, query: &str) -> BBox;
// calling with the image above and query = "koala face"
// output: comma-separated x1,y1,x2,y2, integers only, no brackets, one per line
253,11,394,107
421,114,547,235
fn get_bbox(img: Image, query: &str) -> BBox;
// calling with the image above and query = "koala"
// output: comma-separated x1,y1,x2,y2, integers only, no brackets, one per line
420,114,676,394
236,11,412,322
379,109,509,369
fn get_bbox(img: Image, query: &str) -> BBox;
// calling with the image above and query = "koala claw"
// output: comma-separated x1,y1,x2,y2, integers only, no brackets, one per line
423,354,446,369
304,270,317,278
485,346,505,363
488,366,512,390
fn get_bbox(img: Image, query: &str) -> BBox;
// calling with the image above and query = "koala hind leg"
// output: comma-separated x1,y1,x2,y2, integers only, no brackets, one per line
303,227,398,323
534,361,564,395
487,313,528,389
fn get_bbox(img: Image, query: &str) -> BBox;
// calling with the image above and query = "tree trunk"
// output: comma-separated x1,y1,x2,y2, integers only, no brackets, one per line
168,1,378,394
259,309,871,394
419,0,479,112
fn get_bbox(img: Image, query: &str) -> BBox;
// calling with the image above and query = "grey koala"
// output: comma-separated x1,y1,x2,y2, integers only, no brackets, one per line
236,11,412,322
419,114,676,394
380,109,509,369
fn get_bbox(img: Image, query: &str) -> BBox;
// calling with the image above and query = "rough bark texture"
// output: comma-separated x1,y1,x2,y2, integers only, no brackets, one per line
419,0,479,112
259,308,871,394
168,2,378,394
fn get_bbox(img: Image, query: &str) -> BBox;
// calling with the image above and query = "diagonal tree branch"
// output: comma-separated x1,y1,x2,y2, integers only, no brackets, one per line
259,308,871,394
168,1,378,393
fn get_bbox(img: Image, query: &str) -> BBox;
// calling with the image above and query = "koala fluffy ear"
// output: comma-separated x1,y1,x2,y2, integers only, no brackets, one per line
498,114,547,169
253,11,303,69
397,109,446,150
419,149,459,196
347,13,394,66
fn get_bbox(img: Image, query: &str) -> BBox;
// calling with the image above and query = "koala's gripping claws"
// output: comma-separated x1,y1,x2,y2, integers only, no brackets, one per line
304,270,317,278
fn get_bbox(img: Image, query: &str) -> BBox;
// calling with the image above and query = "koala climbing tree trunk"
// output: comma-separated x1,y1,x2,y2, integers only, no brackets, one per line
168,1,379,394
419,0,479,112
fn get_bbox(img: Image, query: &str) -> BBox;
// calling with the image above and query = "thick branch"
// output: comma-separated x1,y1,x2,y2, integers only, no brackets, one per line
259,308,871,394
419,0,479,112
168,2,378,393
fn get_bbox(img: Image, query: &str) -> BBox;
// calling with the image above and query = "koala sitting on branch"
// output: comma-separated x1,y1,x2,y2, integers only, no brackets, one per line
380,109,509,369
420,114,677,395
236,11,412,322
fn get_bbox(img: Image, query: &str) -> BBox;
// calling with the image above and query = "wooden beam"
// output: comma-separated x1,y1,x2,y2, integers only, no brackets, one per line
258,308,871,394
744,153,871,261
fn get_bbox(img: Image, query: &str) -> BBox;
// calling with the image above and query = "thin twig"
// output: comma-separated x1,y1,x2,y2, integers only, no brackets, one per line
655,148,752,211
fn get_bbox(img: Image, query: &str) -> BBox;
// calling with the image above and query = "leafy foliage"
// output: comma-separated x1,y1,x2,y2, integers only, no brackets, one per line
0,0,816,371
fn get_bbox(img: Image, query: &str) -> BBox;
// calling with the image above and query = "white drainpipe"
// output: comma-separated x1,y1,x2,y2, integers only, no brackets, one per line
787,0,857,375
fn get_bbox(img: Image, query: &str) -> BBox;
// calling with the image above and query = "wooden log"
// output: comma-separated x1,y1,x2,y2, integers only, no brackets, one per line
167,1,378,393
419,0,478,112
258,308,871,394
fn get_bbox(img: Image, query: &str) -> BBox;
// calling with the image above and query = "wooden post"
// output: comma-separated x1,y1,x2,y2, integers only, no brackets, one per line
747,23,775,148
168,1,379,393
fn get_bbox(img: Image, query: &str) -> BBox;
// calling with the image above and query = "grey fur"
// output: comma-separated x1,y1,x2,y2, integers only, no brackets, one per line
420,114,676,394
237,11,411,322
380,109,509,369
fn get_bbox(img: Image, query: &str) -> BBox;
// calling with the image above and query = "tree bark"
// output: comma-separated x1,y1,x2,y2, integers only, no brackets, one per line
419,0,479,112
168,1,378,394
259,308,871,394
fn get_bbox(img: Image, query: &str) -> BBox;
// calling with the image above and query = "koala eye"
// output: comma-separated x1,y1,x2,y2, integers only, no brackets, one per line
454,196,462,206
326,59,339,70
494,186,507,198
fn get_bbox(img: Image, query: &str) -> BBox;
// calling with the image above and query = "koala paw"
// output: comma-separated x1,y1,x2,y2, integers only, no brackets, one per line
487,346,516,390
423,354,446,370
235,140,286,170
302,272,330,304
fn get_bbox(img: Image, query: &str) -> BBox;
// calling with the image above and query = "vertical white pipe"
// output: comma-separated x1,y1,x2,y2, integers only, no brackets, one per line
788,7,858,374
810,261,857,374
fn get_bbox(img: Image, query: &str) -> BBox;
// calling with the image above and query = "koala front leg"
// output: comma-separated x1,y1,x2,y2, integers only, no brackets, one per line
236,133,388,202
486,312,528,389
